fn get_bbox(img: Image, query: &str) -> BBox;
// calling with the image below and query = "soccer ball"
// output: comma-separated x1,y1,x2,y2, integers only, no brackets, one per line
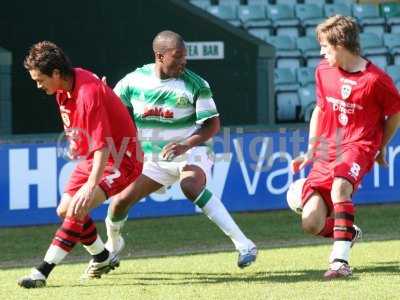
286,178,306,215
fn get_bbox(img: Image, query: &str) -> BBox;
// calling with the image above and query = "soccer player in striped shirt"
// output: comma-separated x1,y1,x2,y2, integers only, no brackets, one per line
104,30,257,268
291,16,400,279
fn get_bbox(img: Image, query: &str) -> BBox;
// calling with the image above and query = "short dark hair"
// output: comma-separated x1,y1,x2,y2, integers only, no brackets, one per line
24,41,73,77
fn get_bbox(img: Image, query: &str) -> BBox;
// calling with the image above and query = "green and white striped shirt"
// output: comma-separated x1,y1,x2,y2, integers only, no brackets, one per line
114,63,219,155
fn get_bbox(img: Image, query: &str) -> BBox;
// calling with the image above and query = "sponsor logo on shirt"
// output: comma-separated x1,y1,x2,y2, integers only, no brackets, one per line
142,106,174,119
348,162,361,179
176,93,190,107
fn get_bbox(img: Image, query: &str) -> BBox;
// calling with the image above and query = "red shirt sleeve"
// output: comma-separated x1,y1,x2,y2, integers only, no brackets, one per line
82,84,112,153
375,73,400,116
315,67,325,111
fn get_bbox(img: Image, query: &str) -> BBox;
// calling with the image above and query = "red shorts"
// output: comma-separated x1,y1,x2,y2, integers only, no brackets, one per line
301,146,375,213
65,154,143,198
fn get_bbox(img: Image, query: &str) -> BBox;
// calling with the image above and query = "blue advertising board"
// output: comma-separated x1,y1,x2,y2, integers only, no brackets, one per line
0,129,399,227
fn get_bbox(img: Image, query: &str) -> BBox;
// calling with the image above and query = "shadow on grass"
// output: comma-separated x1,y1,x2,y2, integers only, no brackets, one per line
40,261,399,289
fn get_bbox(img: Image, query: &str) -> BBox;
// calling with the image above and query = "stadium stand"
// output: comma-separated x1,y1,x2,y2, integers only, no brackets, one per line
296,67,315,87
238,4,271,30
386,65,400,90
266,35,302,68
207,4,242,26
384,33,400,65
298,85,316,122
352,3,386,34
274,68,300,122
190,0,211,9
360,32,388,69
381,2,400,33
267,4,300,37
324,3,352,18
295,4,325,36
248,28,271,40
297,35,321,67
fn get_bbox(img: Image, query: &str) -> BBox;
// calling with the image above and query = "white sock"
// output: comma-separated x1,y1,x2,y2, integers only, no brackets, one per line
196,190,254,252
329,241,352,263
82,235,105,256
105,216,127,252
43,245,69,265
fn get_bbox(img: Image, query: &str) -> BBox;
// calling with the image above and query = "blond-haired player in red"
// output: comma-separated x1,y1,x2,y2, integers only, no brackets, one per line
291,15,400,279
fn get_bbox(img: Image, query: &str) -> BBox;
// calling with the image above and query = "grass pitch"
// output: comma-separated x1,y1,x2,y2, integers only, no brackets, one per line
0,204,399,299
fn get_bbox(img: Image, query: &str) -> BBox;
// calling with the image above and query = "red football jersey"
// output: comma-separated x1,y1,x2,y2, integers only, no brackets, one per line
56,68,139,160
315,59,400,156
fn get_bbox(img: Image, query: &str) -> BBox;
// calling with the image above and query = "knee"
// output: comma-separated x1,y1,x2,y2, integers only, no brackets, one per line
56,205,67,219
331,179,353,202
302,216,324,235
180,178,202,200
110,192,135,214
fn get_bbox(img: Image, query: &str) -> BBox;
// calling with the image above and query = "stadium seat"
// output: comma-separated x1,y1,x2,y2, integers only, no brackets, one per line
303,0,325,8
334,0,355,5
360,32,388,69
266,35,302,68
247,0,269,5
248,28,271,40
274,68,300,92
207,5,241,27
295,4,325,36
190,0,211,10
219,0,241,6
276,92,300,122
275,0,297,7
386,65,400,90
238,5,271,29
296,35,321,67
324,3,352,18
383,33,400,65
267,4,301,37
352,4,386,35
298,85,316,122
296,67,316,87
381,3,400,34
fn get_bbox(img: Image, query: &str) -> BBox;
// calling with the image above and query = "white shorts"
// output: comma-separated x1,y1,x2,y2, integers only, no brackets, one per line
142,146,213,187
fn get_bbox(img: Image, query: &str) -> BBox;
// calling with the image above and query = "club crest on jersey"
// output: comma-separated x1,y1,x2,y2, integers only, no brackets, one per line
176,93,189,107
338,113,348,126
341,84,352,100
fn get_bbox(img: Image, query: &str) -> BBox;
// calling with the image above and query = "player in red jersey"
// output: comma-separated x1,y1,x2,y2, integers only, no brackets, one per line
291,16,400,279
18,41,143,288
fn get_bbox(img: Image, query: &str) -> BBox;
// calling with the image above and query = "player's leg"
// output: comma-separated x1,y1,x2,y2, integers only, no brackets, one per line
180,164,257,268
324,177,355,279
105,174,163,253
301,192,332,237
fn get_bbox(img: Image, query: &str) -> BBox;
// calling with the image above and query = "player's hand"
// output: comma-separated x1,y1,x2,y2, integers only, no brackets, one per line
291,153,312,173
375,147,388,167
161,142,190,161
71,182,96,217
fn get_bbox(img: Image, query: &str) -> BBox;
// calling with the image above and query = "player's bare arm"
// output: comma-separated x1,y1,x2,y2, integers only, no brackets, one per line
72,147,110,216
375,112,400,166
291,106,322,173
161,116,220,161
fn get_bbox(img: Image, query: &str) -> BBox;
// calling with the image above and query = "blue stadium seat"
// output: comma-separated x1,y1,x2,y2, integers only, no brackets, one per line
295,4,325,36
333,0,355,5
298,85,316,122
207,5,241,27
386,65,400,90
247,0,269,5
381,3,400,34
219,0,241,6
276,92,300,122
384,33,400,65
190,0,211,10
248,28,271,40
360,32,388,69
274,68,300,92
267,4,301,37
297,36,321,67
304,0,325,8
324,3,352,18
296,67,316,87
275,0,297,7
353,4,386,35
238,5,271,29
266,35,302,68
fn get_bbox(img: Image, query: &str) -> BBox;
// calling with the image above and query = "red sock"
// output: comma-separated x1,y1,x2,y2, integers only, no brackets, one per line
80,215,98,246
52,217,83,252
333,200,355,242
318,217,334,238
